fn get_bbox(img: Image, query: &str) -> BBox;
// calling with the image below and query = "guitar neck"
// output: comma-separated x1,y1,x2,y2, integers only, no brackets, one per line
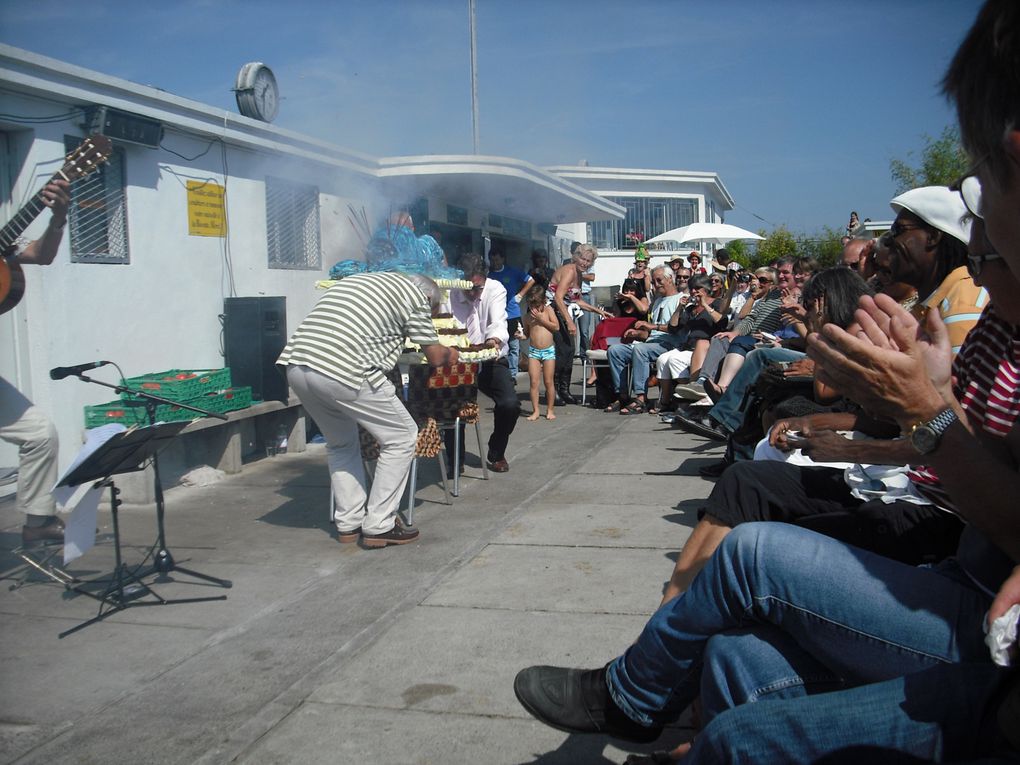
0,190,49,255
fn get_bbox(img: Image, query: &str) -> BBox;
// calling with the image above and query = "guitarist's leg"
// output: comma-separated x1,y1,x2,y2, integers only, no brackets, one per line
0,376,61,545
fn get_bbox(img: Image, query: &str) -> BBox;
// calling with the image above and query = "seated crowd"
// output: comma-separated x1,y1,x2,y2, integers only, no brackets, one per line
510,2,1020,761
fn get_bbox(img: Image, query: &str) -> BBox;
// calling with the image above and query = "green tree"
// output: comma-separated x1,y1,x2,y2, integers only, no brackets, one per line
725,238,749,266
889,126,969,193
796,226,844,268
752,226,797,267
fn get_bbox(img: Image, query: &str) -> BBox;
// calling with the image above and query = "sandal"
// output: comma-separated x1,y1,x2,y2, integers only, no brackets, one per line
604,400,623,413
620,399,646,415
647,401,675,415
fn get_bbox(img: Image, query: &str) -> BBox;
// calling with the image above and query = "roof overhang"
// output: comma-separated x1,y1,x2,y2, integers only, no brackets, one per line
548,164,736,211
378,155,625,225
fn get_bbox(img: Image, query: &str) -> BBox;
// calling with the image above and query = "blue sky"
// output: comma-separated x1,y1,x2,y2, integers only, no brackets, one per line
1,0,980,235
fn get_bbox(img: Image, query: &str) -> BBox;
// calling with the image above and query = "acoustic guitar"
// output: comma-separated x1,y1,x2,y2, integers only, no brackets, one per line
0,134,113,314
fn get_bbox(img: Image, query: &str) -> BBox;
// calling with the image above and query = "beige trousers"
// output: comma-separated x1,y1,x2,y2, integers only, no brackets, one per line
286,365,417,535
0,376,58,517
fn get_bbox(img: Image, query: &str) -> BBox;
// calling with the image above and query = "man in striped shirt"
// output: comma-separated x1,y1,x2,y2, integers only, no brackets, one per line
278,272,457,548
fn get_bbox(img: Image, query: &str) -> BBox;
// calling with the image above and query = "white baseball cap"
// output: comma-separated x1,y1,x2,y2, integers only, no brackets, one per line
889,186,971,245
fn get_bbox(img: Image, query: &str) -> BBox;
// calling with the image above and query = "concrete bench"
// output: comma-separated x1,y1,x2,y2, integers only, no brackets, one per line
179,395,307,474
115,396,307,505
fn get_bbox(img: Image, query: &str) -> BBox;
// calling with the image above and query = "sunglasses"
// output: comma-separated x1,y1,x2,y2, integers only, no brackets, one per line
757,277,773,284
967,249,1002,279
886,221,925,239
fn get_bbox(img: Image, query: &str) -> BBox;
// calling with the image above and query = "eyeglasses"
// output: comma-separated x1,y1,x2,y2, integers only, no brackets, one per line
966,250,1002,278
757,277,773,284
950,154,987,217
677,275,690,281
709,278,723,284
886,221,925,239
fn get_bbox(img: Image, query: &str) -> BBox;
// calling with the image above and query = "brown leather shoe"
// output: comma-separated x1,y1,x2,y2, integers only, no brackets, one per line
487,457,510,473
362,522,420,548
337,527,361,544
21,519,65,546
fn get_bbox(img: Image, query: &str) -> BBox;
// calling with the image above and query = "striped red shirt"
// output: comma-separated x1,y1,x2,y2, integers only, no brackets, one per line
909,304,1020,510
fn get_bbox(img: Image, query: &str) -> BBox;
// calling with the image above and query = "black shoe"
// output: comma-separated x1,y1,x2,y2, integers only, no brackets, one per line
558,387,578,405
698,459,732,478
21,518,65,546
513,665,663,743
674,413,731,442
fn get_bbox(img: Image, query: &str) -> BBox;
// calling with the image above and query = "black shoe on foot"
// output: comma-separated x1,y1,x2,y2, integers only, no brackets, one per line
513,665,663,743
674,413,731,442
698,459,732,478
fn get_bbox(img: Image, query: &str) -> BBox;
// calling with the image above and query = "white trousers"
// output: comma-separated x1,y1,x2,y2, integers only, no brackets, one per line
655,349,693,380
287,365,416,535
0,375,58,517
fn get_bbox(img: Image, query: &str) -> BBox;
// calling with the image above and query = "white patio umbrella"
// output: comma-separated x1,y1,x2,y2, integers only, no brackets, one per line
643,222,764,246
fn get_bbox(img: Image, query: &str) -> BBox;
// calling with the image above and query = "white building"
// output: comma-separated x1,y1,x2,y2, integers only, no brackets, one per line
1,45,732,479
547,165,735,291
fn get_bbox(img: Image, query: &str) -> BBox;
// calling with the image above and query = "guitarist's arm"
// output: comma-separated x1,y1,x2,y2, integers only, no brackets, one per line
15,180,70,266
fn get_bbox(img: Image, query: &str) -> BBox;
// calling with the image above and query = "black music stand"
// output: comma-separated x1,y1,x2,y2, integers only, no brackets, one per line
58,422,228,638
65,370,232,590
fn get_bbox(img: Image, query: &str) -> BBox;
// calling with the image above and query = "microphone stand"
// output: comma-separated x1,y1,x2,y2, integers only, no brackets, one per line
71,371,233,589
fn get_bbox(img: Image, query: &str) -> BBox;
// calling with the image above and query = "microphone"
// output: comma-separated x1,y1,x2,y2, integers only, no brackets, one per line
50,361,111,380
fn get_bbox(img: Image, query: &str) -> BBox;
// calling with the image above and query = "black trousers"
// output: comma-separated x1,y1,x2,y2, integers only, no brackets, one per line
701,461,963,565
444,357,520,463
552,308,575,378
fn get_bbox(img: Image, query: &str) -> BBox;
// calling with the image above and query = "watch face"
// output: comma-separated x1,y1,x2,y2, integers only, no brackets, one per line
911,425,938,454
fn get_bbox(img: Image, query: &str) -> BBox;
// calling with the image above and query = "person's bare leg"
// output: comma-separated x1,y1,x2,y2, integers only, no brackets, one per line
660,514,732,606
715,352,746,390
543,358,556,419
689,339,709,380
527,357,541,421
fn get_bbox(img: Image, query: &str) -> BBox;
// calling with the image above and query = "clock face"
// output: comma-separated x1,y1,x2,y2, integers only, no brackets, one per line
235,63,279,122
252,68,279,122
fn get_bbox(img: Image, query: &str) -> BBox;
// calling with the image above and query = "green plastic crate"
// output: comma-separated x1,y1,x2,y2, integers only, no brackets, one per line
119,368,232,402
84,399,197,428
197,386,253,414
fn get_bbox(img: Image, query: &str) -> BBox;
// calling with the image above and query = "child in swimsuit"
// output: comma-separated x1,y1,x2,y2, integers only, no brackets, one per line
521,284,558,421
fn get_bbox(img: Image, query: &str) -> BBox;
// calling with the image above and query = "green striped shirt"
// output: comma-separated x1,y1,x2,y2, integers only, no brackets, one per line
277,272,439,390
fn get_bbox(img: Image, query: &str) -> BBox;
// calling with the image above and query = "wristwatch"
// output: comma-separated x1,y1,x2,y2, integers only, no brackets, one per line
909,408,958,455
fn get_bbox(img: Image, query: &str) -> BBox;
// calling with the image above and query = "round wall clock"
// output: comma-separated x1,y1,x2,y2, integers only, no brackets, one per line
235,62,279,122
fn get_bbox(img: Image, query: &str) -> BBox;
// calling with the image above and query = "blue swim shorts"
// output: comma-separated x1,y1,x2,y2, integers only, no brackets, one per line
528,345,556,362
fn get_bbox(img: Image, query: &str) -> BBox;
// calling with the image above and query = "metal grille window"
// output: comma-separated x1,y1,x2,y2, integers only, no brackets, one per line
588,196,698,251
265,177,321,269
64,135,129,264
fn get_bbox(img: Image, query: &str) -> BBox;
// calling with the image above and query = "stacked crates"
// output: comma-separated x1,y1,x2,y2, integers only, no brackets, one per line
84,369,253,428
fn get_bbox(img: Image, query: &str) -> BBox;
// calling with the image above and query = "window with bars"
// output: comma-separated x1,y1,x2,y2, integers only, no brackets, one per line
64,135,129,264
587,196,698,251
265,176,321,269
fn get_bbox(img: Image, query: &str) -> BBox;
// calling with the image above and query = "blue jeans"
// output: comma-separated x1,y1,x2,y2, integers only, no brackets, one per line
507,338,521,375
685,662,1012,763
709,346,804,431
578,301,596,357
605,523,992,727
608,335,686,397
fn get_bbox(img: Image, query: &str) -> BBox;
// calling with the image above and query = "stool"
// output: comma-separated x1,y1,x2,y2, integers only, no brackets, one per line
4,542,77,591
437,404,489,496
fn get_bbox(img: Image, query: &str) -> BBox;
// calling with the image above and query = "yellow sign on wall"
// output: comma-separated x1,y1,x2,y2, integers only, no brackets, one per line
187,181,227,237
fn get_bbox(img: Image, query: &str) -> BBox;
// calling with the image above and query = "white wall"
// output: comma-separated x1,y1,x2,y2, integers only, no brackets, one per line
1,92,384,468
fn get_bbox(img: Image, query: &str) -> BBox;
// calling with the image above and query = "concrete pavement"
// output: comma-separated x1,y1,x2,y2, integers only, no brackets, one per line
0,374,724,764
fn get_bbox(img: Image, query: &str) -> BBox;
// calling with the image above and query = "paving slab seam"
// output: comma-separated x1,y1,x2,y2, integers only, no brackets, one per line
417,601,657,617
